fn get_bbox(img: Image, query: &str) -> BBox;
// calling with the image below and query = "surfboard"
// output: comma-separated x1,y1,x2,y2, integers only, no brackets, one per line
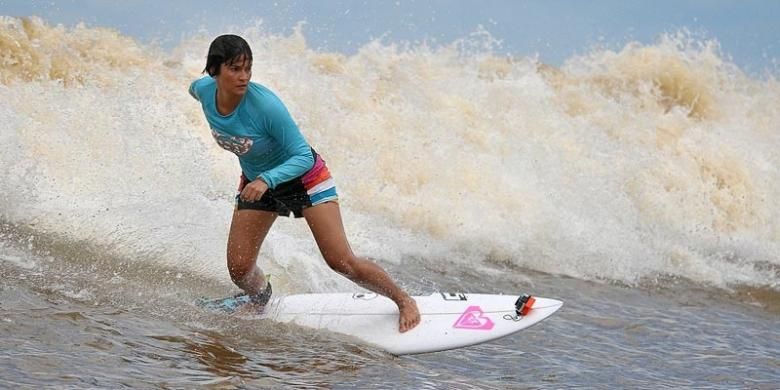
197,291,563,355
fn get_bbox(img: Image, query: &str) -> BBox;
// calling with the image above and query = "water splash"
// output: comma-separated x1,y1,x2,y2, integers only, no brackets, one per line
1,17,778,291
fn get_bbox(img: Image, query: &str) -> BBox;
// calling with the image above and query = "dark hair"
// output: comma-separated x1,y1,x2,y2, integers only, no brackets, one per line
203,34,253,76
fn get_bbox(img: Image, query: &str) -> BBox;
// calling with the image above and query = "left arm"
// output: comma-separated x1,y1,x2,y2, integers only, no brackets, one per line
255,97,314,189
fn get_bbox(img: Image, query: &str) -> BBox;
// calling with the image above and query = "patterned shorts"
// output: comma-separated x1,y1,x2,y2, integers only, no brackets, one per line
235,149,338,218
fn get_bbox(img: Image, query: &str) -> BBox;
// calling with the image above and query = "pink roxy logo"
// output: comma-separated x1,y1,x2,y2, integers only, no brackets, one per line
453,306,494,330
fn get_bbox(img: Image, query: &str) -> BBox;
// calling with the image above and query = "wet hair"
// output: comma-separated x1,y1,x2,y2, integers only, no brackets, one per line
203,34,253,76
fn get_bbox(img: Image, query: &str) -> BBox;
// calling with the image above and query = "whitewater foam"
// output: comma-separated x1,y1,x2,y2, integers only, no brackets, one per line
1,17,778,291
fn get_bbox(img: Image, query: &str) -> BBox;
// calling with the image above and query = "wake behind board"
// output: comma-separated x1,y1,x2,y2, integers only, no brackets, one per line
196,292,563,355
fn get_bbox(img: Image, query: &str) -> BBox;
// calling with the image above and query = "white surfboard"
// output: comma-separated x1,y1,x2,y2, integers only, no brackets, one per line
198,292,563,355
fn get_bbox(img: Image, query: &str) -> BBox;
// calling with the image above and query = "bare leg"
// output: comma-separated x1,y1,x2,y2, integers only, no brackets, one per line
226,209,277,296
302,202,421,333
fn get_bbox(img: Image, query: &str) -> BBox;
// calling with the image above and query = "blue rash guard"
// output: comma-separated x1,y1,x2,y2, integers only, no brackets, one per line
189,76,314,189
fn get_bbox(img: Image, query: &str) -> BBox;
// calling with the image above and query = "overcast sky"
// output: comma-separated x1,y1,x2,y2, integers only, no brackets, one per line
2,0,778,73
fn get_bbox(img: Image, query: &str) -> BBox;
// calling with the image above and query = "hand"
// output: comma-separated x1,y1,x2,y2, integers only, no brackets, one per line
240,178,268,202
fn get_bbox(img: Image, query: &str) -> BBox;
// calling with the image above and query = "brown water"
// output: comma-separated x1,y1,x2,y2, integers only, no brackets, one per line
2,15,779,389
2,232,778,389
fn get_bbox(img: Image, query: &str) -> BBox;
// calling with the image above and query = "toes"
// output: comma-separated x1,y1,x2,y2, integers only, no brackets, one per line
398,313,421,333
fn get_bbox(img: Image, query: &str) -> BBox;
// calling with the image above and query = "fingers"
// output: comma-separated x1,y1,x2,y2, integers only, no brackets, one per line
240,184,265,202
239,187,253,201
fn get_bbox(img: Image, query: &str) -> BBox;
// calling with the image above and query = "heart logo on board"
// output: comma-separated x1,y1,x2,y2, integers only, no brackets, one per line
453,305,494,330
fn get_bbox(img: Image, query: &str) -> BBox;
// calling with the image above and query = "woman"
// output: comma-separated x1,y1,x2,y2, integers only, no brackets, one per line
189,35,420,332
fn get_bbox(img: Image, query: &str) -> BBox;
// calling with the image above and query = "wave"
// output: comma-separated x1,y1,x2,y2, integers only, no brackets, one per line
1,16,778,291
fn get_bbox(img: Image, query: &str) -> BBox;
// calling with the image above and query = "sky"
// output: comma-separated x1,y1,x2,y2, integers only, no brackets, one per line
1,0,778,74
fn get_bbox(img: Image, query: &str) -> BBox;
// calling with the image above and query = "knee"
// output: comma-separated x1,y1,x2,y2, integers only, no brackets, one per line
325,254,357,279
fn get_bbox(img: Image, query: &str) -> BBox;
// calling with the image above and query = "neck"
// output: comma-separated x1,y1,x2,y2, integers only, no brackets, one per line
216,89,243,115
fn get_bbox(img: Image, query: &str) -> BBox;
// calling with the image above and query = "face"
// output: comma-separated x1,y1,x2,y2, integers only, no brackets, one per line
215,55,252,96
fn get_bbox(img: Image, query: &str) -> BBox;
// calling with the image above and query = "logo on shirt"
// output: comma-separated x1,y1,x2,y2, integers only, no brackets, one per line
211,130,253,156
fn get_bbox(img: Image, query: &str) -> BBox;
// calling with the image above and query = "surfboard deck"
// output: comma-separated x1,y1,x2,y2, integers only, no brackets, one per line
197,291,563,355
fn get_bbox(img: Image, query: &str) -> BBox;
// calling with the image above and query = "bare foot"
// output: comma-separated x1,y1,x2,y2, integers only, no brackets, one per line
397,296,421,333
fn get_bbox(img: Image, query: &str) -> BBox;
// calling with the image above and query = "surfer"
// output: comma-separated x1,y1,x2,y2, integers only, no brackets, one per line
189,34,420,332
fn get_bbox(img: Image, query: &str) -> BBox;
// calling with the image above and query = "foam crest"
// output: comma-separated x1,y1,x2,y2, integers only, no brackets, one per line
1,17,777,291
0,16,152,86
